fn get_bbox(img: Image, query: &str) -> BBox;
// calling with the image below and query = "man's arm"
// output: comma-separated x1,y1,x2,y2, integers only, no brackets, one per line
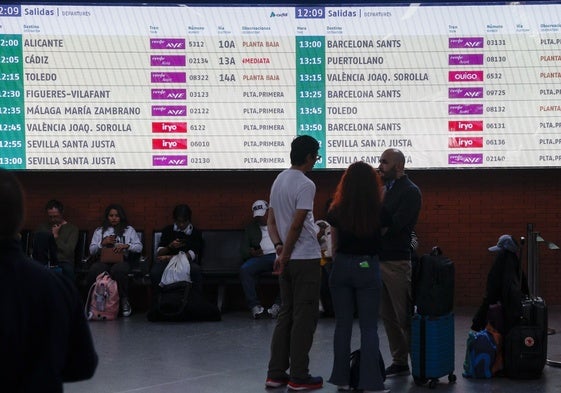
278,209,309,263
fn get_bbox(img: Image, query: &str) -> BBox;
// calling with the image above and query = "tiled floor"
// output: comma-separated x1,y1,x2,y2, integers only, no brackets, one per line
65,306,561,393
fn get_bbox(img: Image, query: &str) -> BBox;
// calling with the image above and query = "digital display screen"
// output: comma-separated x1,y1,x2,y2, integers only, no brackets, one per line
1,2,561,170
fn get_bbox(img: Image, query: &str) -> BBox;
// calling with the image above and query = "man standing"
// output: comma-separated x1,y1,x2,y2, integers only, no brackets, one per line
378,148,422,377
265,135,323,391
35,199,79,280
0,169,98,391
240,199,281,319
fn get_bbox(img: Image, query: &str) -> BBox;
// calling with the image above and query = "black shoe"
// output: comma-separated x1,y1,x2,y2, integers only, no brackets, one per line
384,364,410,377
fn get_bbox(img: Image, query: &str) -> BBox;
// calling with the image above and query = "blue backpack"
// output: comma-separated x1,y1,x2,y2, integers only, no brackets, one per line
463,329,497,378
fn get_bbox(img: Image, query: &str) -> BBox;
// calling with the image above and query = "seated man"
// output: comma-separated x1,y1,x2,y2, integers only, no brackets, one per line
150,204,203,289
240,200,281,319
34,199,79,280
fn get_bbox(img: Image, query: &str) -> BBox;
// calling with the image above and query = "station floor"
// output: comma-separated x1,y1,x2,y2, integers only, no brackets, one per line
65,306,561,393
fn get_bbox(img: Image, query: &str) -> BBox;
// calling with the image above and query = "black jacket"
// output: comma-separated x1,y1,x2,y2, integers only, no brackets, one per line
0,238,98,392
380,175,422,261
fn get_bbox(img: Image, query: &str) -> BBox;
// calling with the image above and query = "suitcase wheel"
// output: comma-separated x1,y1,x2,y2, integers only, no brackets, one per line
414,376,428,386
448,373,457,384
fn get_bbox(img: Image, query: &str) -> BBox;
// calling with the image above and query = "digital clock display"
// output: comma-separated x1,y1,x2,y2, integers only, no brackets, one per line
0,5,21,17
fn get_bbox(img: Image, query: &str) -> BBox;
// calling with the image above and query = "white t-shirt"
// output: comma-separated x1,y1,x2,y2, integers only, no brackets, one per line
269,168,321,260
259,225,276,255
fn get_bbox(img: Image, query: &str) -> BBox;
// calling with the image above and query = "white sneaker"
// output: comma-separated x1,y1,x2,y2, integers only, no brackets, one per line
121,298,132,317
251,305,265,319
267,304,281,319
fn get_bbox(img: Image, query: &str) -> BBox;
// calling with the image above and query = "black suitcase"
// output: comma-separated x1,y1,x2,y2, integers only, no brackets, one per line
413,248,455,317
504,297,548,379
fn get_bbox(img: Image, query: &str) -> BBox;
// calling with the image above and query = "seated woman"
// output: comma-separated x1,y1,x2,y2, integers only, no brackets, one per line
150,204,203,289
86,203,142,317
471,234,529,335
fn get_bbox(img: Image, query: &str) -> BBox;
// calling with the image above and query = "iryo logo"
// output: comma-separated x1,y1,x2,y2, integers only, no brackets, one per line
448,137,484,148
152,139,188,149
448,120,484,131
152,122,187,133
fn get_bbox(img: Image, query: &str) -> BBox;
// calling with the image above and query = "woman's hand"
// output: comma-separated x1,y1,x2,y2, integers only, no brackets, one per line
101,235,116,247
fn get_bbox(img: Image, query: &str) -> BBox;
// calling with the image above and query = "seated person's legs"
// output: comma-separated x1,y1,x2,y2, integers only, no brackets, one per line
239,253,276,317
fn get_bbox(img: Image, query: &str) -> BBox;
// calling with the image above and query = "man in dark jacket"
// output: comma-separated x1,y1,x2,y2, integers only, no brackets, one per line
240,200,281,319
378,148,422,377
0,169,98,392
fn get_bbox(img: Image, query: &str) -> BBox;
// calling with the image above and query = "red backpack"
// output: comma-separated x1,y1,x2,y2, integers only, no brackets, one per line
86,272,119,321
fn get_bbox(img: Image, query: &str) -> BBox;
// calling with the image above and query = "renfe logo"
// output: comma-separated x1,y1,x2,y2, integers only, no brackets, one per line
152,155,188,166
449,104,484,115
151,72,186,83
448,120,483,131
150,55,186,67
152,139,188,150
449,87,484,99
150,38,186,50
449,71,484,82
151,89,187,100
152,105,187,117
152,122,188,133
448,37,484,48
448,153,483,165
448,54,484,65
448,137,484,148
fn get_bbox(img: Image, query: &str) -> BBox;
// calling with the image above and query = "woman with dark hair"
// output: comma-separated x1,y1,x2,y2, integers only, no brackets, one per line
150,204,203,289
327,161,389,393
87,203,142,317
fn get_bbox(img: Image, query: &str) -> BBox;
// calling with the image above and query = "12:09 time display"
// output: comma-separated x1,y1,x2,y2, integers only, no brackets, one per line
0,5,21,16
295,7,324,19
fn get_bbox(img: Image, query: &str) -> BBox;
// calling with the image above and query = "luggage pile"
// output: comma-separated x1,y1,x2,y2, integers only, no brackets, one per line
411,246,457,388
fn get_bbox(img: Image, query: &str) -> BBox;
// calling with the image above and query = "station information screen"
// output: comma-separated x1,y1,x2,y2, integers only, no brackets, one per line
1,2,561,170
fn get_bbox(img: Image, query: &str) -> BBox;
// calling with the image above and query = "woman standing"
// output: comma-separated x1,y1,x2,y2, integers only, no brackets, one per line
327,161,389,393
87,203,142,317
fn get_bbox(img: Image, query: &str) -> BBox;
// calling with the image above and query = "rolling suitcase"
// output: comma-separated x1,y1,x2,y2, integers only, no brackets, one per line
504,296,548,379
411,247,456,388
411,313,457,388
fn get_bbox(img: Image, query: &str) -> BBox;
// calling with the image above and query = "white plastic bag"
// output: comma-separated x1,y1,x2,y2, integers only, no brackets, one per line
160,251,191,286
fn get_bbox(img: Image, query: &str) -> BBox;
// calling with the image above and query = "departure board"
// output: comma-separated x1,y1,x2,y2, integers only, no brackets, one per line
1,2,561,170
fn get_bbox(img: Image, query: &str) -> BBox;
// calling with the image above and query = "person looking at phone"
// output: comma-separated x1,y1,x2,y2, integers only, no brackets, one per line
34,199,79,280
87,203,143,317
240,200,281,319
150,204,203,290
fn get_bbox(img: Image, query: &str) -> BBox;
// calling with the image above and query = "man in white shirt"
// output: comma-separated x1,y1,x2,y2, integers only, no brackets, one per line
265,135,323,391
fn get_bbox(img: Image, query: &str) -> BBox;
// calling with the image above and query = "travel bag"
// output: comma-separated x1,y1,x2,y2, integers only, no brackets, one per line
503,296,548,379
413,247,455,317
411,312,457,388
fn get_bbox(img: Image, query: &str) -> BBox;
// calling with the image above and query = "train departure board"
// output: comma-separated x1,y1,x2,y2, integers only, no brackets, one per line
1,2,561,170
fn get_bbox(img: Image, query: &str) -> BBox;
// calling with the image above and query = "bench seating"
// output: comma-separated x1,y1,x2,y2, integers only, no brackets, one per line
152,229,277,311
200,229,277,311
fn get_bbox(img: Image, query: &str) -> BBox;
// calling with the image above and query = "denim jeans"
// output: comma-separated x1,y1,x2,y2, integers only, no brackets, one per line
239,253,277,309
328,253,385,391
